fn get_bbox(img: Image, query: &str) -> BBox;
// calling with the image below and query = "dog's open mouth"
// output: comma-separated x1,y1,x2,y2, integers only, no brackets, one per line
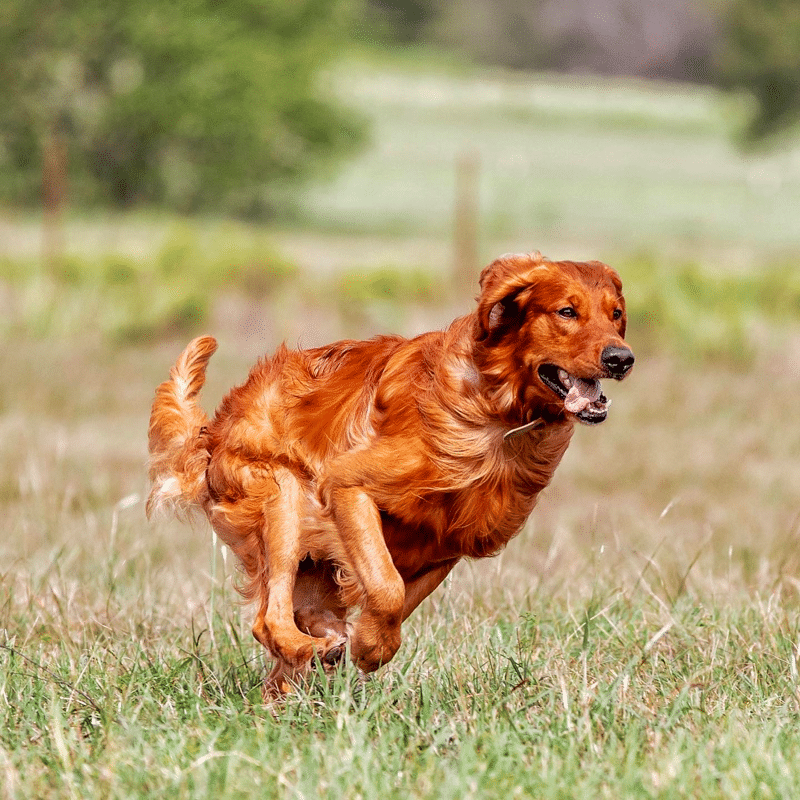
538,364,608,425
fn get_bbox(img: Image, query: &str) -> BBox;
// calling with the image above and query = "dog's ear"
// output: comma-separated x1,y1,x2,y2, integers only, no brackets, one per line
476,252,549,340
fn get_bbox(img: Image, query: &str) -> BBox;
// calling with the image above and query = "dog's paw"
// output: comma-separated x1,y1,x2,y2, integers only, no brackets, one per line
351,615,401,673
293,606,351,673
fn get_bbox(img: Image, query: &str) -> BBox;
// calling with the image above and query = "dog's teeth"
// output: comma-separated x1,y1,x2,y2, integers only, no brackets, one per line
558,369,572,388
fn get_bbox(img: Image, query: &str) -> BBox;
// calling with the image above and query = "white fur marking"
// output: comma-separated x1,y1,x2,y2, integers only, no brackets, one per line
174,374,191,401
159,476,180,497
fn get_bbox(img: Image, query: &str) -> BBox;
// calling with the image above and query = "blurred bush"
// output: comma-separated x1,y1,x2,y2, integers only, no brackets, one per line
4,235,800,365
0,223,298,341
337,265,440,304
0,0,365,215
362,0,437,43
715,0,800,143
335,264,446,331
621,254,800,364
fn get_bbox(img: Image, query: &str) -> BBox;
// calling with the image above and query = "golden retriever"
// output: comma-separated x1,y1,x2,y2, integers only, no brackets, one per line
147,251,633,696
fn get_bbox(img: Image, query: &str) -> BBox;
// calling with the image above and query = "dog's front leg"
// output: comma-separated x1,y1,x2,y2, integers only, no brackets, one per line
328,486,405,672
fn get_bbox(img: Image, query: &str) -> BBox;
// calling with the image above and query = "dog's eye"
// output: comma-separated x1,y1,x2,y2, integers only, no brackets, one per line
557,307,577,319
613,308,622,320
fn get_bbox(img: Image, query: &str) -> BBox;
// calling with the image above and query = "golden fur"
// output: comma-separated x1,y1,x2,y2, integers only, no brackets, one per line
147,252,633,695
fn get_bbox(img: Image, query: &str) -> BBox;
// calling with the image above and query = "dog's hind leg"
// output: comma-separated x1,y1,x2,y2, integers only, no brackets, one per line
256,563,349,698
253,467,347,694
292,560,349,670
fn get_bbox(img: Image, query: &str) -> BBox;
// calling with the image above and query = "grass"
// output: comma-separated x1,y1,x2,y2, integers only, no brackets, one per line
3,55,800,798
0,222,298,343
3,299,800,797
297,58,800,262
4,590,800,798
4,232,800,366
4,55,800,354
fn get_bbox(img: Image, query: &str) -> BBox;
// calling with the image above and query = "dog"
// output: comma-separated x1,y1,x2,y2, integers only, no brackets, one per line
147,251,633,696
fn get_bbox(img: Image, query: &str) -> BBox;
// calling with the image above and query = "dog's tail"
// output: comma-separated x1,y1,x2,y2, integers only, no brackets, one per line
147,335,218,520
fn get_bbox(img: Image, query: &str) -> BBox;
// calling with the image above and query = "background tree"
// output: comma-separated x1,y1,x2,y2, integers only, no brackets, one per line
715,0,800,143
0,0,364,214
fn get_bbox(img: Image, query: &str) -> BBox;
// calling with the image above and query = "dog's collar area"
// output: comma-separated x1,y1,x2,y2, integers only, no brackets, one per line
503,418,545,441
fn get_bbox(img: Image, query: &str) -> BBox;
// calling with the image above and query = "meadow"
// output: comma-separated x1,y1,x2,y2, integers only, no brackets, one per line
2,59,800,798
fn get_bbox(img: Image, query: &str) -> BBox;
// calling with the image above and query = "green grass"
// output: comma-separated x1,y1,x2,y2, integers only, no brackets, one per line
4,589,800,798
3,56,800,356
3,311,800,797
4,233,800,365
0,222,298,343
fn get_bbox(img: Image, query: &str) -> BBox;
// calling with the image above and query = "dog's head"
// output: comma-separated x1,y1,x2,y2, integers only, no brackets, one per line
474,252,633,425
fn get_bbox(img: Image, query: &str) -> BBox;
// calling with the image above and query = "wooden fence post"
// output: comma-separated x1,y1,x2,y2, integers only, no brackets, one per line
42,125,67,273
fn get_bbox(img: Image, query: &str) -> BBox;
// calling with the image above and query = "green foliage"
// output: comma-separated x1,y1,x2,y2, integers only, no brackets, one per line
335,264,447,332
622,254,800,363
0,0,365,214
337,265,441,304
0,224,298,341
5,229,800,364
716,0,800,142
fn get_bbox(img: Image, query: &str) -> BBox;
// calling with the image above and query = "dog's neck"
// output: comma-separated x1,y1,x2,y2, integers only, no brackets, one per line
437,316,568,440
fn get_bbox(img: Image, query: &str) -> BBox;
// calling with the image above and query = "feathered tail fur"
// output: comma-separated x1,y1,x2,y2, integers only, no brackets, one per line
147,335,218,519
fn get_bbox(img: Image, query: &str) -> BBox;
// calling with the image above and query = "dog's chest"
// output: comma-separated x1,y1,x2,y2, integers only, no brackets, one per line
379,461,544,574
401,426,571,560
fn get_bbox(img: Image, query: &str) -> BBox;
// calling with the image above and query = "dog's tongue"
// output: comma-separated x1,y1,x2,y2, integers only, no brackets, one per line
563,375,601,414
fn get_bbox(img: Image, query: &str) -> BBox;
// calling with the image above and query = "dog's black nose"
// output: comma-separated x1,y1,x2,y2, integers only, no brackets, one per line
601,346,635,377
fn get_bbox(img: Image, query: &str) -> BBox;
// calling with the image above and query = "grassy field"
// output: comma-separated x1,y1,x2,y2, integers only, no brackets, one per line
3,318,800,798
302,58,800,264
3,58,800,798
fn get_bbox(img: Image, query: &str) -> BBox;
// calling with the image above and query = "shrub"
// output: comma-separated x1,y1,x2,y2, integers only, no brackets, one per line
0,0,365,214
